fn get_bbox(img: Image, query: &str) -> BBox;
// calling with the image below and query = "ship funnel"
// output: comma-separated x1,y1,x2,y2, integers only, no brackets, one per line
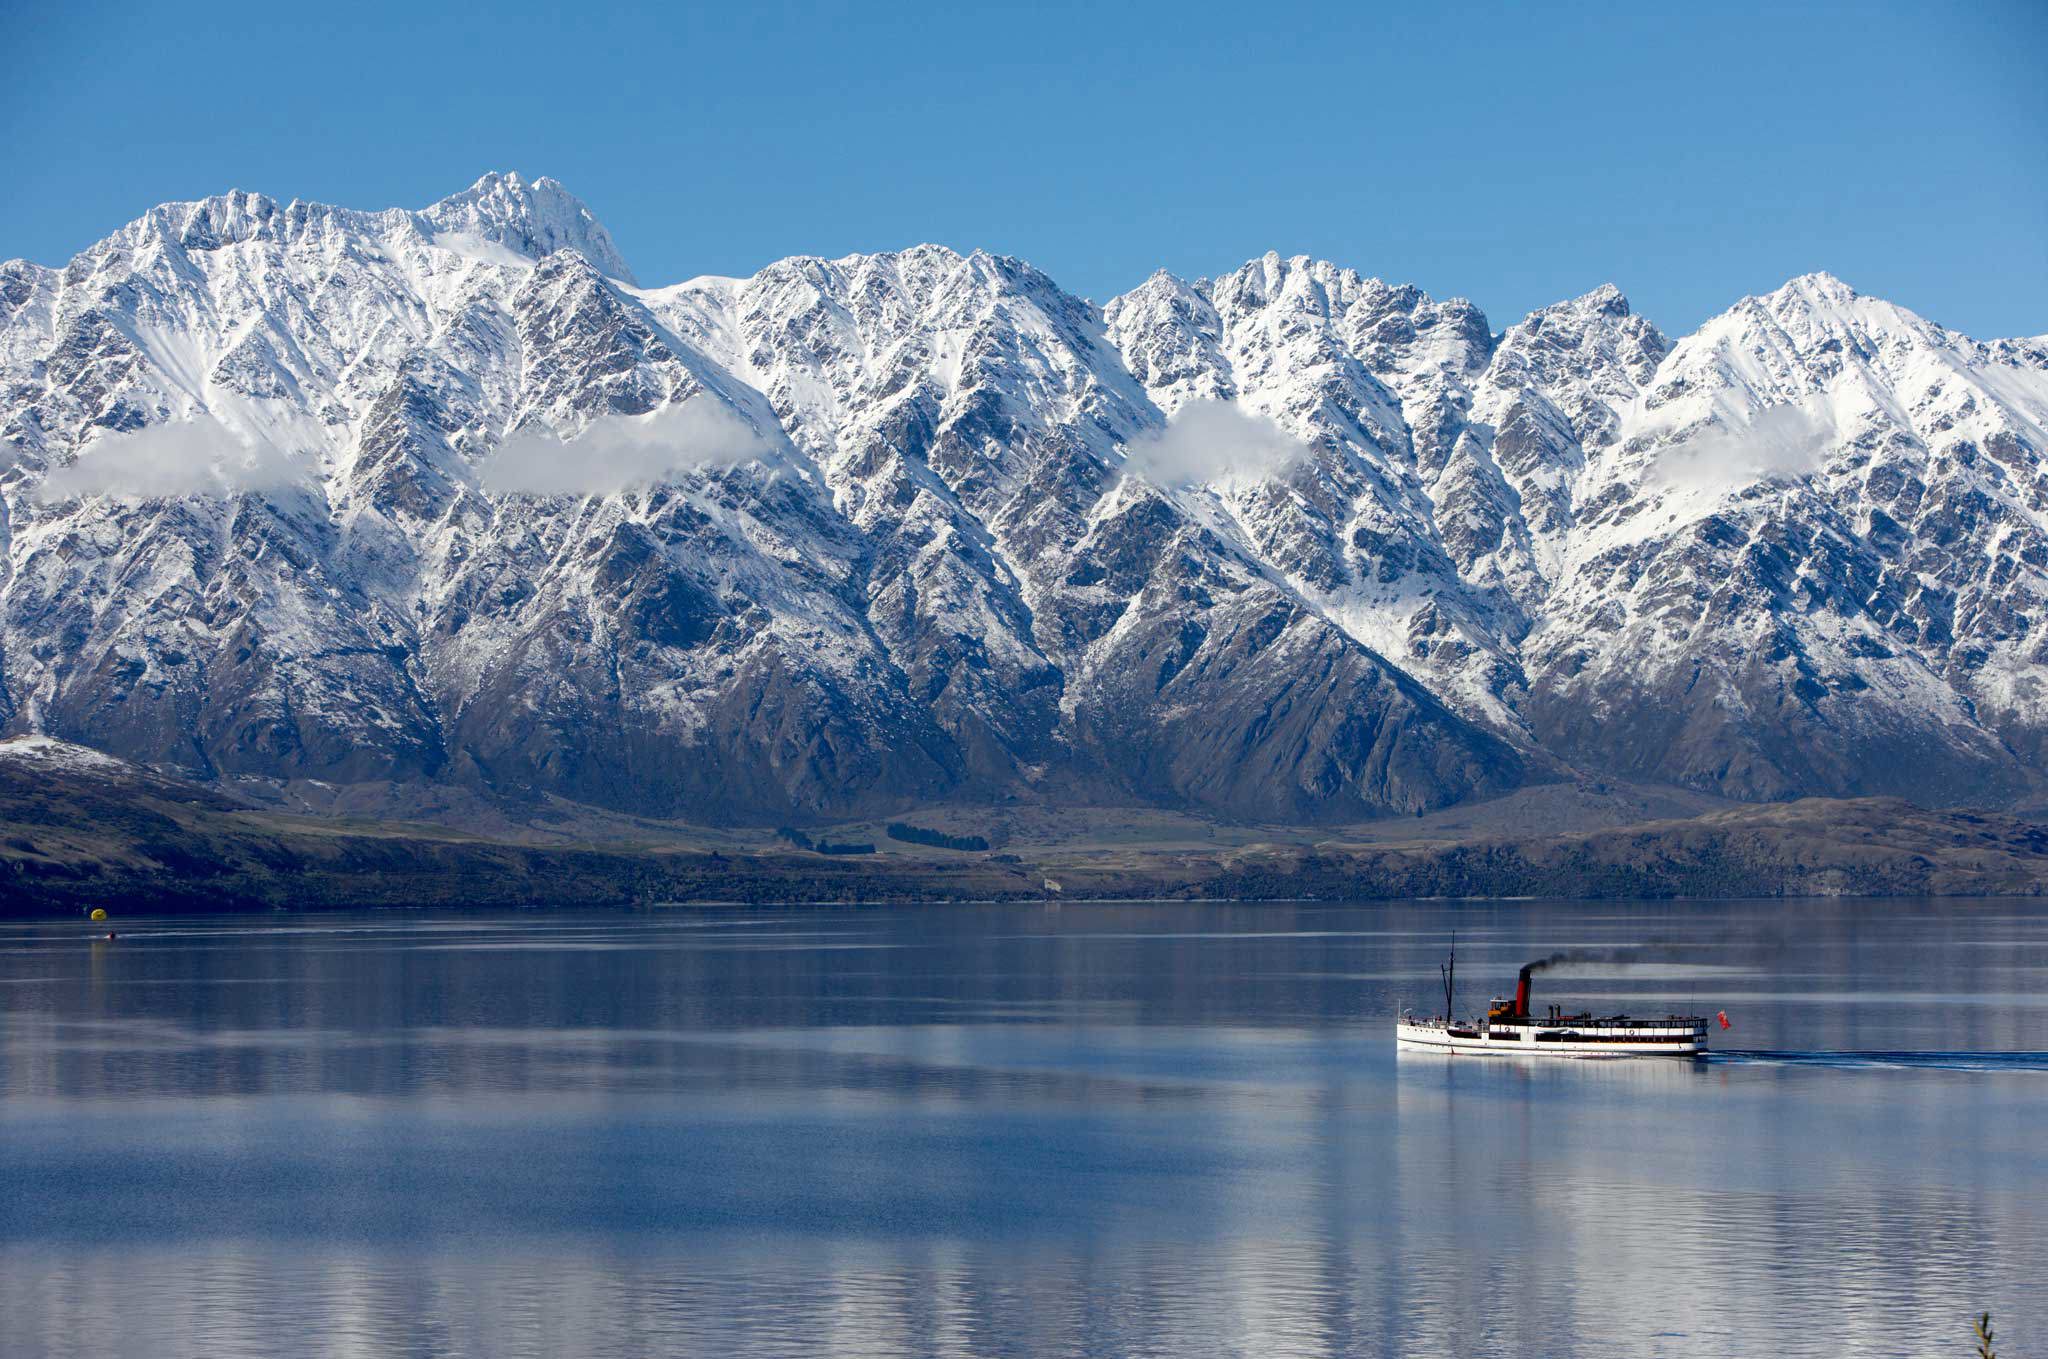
1514,965,1532,1019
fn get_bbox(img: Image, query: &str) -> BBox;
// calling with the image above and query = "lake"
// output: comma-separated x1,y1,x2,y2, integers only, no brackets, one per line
2,899,2044,1357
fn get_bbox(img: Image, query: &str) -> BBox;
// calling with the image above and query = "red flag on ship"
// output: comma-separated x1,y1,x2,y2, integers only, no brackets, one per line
1717,1011,1731,1030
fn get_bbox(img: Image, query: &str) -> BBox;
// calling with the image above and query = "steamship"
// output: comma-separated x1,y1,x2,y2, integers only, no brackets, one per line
1396,946,1710,1058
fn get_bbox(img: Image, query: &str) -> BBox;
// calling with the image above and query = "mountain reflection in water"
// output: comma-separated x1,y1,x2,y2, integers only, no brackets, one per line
1,899,2042,1358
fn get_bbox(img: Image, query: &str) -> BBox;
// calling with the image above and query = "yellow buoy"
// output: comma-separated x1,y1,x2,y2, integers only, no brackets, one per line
89,908,107,921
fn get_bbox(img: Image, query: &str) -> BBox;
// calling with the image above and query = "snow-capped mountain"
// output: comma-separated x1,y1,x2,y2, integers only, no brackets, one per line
1,175,2042,822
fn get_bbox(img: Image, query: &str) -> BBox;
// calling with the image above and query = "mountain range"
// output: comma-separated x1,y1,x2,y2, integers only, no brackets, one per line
3,172,2045,827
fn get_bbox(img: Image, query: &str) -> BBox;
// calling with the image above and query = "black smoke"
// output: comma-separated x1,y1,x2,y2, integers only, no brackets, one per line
1521,944,1694,975
1523,947,1631,975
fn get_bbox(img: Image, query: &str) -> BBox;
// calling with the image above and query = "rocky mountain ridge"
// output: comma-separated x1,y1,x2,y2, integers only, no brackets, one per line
2,174,2044,823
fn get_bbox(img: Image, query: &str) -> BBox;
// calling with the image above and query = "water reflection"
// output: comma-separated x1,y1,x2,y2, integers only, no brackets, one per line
1,900,2043,1357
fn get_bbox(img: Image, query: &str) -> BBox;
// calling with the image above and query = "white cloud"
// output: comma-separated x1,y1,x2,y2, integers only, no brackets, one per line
36,415,303,502
482,398,776,496
1651,400,1833,494
1123,399,1312,487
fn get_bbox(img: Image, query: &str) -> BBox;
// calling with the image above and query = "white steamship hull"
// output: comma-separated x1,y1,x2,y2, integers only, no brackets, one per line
1396,1019,1707,1057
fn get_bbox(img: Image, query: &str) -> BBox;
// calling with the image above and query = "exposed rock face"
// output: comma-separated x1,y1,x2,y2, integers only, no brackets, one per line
1,177,2042,821
1518,276,2048,804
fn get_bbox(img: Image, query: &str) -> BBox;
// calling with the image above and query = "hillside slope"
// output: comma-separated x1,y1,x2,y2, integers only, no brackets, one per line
3,741,2040,914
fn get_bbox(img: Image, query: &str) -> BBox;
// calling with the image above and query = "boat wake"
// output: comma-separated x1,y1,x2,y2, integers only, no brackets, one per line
1711,1049,2048,1072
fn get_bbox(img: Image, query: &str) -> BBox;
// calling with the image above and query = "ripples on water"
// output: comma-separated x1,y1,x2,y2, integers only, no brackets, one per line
1713,1049,2048,1071
1,900,2044,1357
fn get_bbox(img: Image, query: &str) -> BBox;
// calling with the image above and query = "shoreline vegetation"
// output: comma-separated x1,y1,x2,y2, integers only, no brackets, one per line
3,743,2046,914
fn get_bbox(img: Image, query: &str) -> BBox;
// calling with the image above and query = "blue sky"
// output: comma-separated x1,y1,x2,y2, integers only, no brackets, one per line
6,0,2043,337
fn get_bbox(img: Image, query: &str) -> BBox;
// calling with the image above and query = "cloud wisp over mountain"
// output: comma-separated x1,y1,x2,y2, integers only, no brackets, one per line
1649,400,1834,495
1122,400,1312,487
482,400,776,496
35,416,305,502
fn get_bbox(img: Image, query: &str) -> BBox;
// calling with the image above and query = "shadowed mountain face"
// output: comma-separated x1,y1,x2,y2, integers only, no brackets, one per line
1,176,2043,823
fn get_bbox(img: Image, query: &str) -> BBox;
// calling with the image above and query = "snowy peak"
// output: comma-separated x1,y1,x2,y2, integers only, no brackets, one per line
145,189,296,253
1195,254,1496,389
1751,271,1933,350
1572,282,1633,318
1772,269,1859,305
46,173,637,290
1482,284,1669,446
1099,270,1230,412
1642,270,2036,437
59,189,369,281
418,171,637,284
1493,284,1667,385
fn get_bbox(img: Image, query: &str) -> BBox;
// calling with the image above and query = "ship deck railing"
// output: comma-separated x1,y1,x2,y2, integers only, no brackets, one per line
1401,1014,1706,1032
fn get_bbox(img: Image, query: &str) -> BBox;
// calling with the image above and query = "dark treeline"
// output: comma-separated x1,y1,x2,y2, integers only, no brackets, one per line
776,828,876,855
885,823,991,852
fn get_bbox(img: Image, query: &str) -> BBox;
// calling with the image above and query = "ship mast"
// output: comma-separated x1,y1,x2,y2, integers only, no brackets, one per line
1439,931,1456,1018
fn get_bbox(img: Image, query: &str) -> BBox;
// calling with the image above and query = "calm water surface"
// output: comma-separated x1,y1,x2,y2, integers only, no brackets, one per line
2,899,2044,1358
